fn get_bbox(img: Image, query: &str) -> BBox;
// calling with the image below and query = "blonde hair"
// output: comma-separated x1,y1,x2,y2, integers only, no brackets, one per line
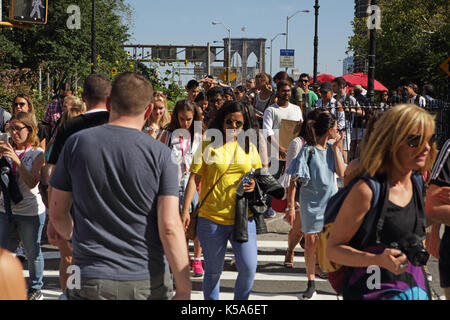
59,108,85,126
9,112,40,148
349,104,437,181
64,96,86,113
149,95,170,129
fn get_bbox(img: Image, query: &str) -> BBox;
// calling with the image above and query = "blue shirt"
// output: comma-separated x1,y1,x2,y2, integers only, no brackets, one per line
287,143,341,218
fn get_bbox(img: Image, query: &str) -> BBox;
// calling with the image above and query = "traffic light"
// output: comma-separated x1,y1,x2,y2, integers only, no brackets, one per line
10,0,48,25
185,60,188,67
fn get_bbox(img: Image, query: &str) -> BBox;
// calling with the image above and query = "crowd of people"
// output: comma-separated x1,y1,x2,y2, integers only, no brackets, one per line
0,69,448,301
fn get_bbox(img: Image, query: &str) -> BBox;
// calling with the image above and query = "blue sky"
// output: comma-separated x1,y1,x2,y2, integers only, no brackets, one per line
124,0,355,80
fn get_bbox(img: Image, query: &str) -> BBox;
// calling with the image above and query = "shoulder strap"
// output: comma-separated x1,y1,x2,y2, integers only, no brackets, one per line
0,108,5,132
306,146,315,167
196,143,239,211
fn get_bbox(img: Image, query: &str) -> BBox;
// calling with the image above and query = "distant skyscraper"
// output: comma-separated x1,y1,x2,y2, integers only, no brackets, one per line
343,56,354,75
355,0,370,18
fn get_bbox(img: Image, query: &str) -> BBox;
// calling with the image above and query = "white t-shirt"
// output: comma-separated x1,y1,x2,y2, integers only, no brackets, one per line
409,95,426,108
0,147,45,216
254,92,272,115
262,102,303,138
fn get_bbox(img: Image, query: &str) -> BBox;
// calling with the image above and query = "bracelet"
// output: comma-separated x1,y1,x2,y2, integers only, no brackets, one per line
285,207,295,212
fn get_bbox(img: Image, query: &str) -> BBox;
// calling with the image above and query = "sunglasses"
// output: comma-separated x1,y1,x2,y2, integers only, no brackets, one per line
8,126,28,133
406,134,437,148
225,119,244,128
153,92,166,97
299,79,309,83
13,102,26,107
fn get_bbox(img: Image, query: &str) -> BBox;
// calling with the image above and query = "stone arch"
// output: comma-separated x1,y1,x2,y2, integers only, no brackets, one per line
223,38,266,84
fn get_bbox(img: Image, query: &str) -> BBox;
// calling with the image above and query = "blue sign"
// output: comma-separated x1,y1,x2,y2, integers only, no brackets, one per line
280,49,295,57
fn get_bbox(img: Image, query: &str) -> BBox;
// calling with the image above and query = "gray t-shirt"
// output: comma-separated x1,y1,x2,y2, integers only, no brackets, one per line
50,124,179,282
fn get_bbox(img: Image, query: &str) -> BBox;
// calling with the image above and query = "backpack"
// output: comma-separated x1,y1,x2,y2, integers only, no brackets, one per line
317,172,424,295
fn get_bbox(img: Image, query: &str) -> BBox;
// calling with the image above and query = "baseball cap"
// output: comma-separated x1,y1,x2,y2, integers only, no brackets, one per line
320,82,333,93
354,85,363,91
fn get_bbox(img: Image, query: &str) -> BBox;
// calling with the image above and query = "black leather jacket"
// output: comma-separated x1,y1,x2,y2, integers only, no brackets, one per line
234,168,285,243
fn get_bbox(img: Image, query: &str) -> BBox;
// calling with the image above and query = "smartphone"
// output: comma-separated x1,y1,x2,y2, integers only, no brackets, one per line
0,133,10,143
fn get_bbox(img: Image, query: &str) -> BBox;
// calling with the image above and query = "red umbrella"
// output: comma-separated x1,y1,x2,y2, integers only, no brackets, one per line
342,72,388,91
316,74,336,83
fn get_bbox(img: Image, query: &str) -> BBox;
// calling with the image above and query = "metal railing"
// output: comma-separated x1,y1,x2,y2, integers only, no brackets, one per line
318,100,450,162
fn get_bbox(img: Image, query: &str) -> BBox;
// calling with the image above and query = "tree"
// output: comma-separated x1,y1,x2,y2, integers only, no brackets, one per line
1,0,133,91
347,0,449,99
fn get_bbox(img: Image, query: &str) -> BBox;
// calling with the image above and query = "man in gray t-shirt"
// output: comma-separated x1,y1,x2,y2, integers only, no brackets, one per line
49,72,191,300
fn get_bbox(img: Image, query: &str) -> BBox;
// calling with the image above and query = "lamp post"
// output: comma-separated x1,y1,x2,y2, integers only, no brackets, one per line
91,0,97,74
270,33,286,76
367,0,378,104
313,0,319,83
286,9,310,72
212,21,231,85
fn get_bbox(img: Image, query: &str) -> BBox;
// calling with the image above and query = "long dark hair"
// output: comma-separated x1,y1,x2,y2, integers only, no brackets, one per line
209,100,254,154
166,99,203,141
299,109,323,145
303,111,336,145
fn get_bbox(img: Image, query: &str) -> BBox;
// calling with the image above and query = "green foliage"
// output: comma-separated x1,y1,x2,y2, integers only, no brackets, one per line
347,0,449,98
0,0,186,117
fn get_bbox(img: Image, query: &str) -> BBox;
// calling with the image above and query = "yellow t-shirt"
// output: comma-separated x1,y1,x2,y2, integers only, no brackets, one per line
190,139,262,225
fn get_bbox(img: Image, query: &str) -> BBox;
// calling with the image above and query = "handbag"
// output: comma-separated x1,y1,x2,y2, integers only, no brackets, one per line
186,144,238,240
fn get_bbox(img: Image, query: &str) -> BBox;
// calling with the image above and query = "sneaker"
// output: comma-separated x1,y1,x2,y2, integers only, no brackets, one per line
264,208,276,218
27,289,43,300
192,259,204,277
15,245,26,263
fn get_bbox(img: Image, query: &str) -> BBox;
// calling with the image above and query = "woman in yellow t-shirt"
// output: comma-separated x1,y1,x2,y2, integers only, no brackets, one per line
181,101,262,300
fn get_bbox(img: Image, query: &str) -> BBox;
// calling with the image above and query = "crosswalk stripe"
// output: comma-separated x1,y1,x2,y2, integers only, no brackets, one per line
40,288,339,301
190,291,338,300
26,269,326,282
190,240,291,249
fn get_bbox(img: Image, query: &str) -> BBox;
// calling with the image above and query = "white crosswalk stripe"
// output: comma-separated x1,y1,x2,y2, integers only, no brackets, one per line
34,239,338,300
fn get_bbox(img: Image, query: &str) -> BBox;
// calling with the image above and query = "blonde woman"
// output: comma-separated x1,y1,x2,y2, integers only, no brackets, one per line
327,104,437,300
0,112,46,300
11,94,46,149
145,91,170,140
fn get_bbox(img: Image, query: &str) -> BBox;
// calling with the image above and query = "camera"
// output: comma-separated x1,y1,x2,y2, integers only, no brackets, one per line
390,233,429,267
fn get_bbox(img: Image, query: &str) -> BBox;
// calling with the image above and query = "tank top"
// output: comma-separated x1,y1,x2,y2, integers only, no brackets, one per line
0,148,46,216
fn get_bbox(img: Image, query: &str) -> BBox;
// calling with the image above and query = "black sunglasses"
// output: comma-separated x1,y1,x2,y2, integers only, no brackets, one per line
406,134,437,148
225,119,244,128
13,102,26,107
299,79,309,83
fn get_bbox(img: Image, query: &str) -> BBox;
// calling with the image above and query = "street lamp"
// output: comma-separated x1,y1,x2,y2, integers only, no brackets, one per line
91,0,96,74
286,9,310,72
270,33,286,76
212,21,231,85
313,0,319,83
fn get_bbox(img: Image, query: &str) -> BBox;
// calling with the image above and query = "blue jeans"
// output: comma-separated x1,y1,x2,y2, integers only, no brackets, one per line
0,211,46,290
197,217,257,300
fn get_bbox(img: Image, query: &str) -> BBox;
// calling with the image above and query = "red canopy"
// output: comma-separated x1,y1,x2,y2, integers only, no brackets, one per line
316,74,336,83
342,72,388,91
